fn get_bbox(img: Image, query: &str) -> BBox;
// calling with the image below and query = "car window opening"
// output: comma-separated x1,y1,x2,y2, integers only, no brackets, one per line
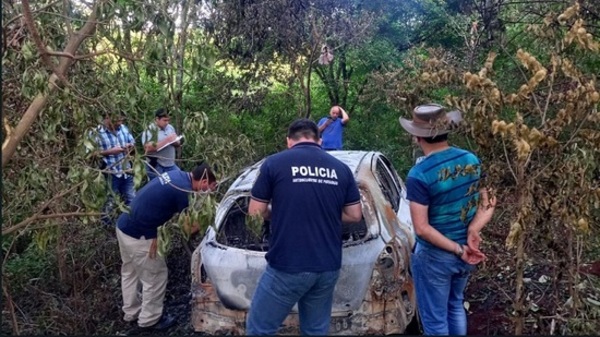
217,196,369,251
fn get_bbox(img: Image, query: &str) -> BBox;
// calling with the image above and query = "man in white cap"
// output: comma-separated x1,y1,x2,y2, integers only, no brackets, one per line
399,103,496,335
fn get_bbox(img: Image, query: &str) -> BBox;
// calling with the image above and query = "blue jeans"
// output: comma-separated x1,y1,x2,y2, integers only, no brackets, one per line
102,174,135,226
411,243,475,335
246,265,340,335
146,162,180,181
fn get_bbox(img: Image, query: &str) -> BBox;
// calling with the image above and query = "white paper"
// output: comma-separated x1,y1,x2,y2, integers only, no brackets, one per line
156,135,184,152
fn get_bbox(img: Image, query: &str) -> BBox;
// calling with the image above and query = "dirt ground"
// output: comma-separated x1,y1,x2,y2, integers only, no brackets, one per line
102,229,600,336
5,225,598,336
115,235,514,336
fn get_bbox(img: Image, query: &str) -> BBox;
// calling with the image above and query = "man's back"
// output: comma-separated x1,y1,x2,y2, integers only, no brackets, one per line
118,170,191,239
251,142,360,273
407,147,481,246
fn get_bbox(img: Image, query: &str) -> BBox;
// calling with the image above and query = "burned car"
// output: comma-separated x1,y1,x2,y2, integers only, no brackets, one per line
191,151,416,335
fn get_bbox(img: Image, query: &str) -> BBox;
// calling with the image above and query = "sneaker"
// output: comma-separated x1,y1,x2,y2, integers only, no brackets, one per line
140,313,176,331
154,313,176,330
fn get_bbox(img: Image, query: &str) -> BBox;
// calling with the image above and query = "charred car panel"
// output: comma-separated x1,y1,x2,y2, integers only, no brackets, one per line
191,151,416,335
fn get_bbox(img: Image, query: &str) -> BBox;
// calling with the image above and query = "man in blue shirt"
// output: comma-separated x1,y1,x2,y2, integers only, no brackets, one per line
399,103,496,335
116,163,217,331
91,112,135,227
317,105,350,150
246,118,362,335
142,108,182,180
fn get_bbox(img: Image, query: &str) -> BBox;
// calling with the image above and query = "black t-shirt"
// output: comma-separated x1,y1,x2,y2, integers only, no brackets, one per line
251,142,361,273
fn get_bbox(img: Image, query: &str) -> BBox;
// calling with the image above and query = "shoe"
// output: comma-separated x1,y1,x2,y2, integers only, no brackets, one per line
123,313,139,323
141,313,176,331
154,313,176,330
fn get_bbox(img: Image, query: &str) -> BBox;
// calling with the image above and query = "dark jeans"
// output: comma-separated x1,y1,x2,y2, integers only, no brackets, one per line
411,243,475,335
102,174,135,226
246,265,340,335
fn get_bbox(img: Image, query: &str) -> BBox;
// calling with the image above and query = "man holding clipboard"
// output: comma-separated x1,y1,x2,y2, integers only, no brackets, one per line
142,108,183,180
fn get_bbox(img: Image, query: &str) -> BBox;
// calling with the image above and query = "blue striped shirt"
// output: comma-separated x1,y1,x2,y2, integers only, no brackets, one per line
406,147,481,248
92,124,134,177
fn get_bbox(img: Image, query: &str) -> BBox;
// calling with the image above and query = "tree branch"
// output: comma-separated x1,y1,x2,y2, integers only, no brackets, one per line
2,0,62,31
2,0,104,167
2,181,83,235
21,0,60,77
3,212,102,236
2,280,20,335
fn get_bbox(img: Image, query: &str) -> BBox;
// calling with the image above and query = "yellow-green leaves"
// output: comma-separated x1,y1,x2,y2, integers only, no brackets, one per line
133,157,145,190
157,225,170,258
245,213,264,240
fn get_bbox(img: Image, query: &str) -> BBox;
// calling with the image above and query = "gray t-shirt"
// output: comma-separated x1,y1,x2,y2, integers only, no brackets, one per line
142,123,177,167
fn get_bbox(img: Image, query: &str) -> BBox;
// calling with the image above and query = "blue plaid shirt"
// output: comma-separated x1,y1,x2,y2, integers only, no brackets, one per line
92,124,135,178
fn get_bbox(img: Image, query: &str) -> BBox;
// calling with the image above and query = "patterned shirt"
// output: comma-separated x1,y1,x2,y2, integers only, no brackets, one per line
92,124,135,178
406,147,481,248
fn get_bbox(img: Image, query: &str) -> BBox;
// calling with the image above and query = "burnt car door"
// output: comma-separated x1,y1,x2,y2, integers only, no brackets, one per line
373,154,414,238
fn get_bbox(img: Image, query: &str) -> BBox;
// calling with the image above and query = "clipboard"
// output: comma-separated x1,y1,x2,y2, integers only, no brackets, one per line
156,135,184,152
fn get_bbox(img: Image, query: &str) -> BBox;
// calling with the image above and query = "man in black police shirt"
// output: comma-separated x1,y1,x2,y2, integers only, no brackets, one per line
246,118,362,335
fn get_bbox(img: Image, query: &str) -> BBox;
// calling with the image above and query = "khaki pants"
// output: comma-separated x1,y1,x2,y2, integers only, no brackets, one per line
116,228,168,327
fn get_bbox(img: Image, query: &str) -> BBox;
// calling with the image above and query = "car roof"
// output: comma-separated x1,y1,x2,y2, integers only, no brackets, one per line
228,150,374,192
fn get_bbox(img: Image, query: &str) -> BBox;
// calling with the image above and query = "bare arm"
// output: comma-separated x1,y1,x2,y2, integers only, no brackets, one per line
99,146,126,156
144,133,178,153
467,188,497,251
342,203,362,223
248,198,271,221
411,202,459,253
339,106,349,125
318,119,333,133
98,141,134,157
410,201,485,264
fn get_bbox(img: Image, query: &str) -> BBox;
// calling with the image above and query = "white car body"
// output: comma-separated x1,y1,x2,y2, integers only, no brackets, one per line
191,151,416,335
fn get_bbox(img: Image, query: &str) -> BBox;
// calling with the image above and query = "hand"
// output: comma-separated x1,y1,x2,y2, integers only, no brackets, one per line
123,143,134,153
467,230,483,252
149,239,157,259
165,133,178,142
461,245,487,265
111,146,124,154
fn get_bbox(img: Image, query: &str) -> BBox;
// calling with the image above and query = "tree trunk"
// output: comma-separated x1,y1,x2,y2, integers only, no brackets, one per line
2,1,101,167
174,0,193,160
514,222,525,335
513,166,526,335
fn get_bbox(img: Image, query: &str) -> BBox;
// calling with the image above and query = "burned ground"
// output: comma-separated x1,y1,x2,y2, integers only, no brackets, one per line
2,221,599,336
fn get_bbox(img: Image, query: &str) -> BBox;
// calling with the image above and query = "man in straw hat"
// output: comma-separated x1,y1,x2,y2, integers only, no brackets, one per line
399,103,496,335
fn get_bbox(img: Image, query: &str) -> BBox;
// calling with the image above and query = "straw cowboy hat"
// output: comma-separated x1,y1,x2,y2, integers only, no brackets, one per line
399,103,463,138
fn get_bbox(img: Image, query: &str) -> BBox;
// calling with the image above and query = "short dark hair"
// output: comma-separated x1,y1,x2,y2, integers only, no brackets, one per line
192,162,216,183
419,133,448,144
287,118,319,141
155,108,168,118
